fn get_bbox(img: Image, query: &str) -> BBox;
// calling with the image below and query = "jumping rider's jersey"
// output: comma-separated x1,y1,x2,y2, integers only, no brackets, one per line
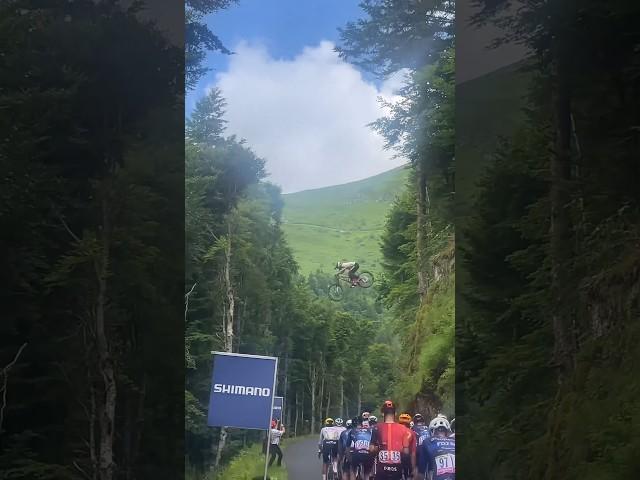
412,424,431,473
338,261,356,269
424,434,456,480
319,425,344,448
348,425,373,455
369,422,413,466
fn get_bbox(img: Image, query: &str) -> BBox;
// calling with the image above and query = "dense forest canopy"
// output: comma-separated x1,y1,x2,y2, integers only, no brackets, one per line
1,1,184,479
458,0,640,478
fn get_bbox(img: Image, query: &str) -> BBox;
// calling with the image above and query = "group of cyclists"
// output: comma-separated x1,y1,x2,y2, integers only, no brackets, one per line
318,399,455,479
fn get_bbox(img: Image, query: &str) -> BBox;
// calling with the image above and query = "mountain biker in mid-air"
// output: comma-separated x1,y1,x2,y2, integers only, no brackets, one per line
336,259,360,287
369,400,413,480
412,414,431,479
348,415,374,480
424,417,455,480
398,413,416,478
319,418,343,480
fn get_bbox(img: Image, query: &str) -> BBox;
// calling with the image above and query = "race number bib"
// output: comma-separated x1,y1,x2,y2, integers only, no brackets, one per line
378,450,401,464
435,453,455,475
354,439,369,451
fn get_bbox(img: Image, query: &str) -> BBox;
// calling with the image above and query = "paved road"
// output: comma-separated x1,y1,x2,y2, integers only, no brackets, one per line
285,436,322,480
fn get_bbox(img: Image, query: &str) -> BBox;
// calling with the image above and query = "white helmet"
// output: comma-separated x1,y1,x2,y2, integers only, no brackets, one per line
429,416,451,433
335,418,344,426
369,415,377,423
346,419,353,427
436,413,448,420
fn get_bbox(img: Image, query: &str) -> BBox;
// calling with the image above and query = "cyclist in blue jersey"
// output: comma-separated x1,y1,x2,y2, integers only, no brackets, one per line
423,417,455,480
348,415,374,479
339,418,355,479
412,414,431,478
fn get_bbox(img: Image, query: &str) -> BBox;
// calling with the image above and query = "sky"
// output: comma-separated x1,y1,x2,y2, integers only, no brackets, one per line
187,0,407,194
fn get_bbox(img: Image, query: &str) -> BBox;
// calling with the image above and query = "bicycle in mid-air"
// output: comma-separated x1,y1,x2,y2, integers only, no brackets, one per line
328,270,374,301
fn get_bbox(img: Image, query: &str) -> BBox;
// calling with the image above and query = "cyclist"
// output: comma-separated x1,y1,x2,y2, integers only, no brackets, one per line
398,413,416,479
412,414,431,479
424,417,455,480
336,259,360,286
369,400,412,480
319,418,343,480
361,411,371,428
339,419,355,479
349,415,374,480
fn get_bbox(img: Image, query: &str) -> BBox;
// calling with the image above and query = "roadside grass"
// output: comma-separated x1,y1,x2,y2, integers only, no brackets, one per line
199,435,314,480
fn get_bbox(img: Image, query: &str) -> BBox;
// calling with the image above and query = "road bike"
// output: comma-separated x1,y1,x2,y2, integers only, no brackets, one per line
328,271,374,301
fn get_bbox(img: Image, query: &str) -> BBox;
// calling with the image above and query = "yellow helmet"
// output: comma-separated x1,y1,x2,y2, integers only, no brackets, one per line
399,413,412,425
325,417,334,426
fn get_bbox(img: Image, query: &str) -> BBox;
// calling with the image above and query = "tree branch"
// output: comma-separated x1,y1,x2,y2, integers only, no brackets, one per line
0,342,28,435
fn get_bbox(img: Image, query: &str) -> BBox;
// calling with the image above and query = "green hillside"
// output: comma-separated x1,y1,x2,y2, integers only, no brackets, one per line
282,165,410,275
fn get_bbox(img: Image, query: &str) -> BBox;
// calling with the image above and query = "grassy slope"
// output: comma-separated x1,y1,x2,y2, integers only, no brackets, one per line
282,165,410,275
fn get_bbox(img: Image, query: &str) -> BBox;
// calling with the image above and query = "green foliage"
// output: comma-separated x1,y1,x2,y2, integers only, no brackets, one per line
211,444,288,480
337,0,454,77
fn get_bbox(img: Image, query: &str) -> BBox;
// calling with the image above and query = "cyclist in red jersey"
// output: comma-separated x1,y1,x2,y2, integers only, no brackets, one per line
369,400,412,480
398,413,417,478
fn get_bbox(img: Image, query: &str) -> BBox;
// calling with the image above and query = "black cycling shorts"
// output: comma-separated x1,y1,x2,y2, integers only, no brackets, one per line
375,462,403,480
351,452,374,471
322,440,339,464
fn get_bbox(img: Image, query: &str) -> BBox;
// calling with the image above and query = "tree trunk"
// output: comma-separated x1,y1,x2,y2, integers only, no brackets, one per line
294,391,299,436
550,51,575,378
416,162,429,300
318,365,325,425
309,363,317,433
325,391,331,420
214,221,235,469
96,192,116,480
339,376,344,419
357,380,362,415
300,390,305,435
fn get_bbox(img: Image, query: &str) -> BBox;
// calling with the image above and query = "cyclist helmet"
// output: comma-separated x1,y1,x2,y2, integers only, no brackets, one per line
369,415,377,425
346,419,353,427
361,411,370,419
410,421,415,428
429,416,451,433
335,418,344,426
399,413,412,425
413,413,424,424
325,417,334,426
436,413,448,420
381,400,395,413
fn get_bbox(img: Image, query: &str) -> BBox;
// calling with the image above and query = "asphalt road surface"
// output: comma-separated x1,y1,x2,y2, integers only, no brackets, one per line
285,436,322,480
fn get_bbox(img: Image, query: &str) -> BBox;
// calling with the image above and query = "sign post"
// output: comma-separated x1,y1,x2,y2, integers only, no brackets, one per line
208,352,278,480
272,396,284,423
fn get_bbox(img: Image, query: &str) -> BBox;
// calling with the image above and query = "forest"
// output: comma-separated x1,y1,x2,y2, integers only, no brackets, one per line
1,1,184,479
458,1,640,478
184,0,455,477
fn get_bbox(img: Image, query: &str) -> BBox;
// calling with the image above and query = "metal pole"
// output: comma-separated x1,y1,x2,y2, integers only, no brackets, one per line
263,357,279,480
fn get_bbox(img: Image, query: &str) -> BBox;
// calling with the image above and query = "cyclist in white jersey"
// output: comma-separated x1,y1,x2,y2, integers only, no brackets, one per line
319,418,344,480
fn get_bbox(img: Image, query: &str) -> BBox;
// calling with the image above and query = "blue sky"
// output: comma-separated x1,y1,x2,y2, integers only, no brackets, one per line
188,0,365,110
190,0,407,193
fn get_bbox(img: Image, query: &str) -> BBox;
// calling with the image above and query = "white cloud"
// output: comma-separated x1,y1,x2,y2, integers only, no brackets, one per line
209,40,407,193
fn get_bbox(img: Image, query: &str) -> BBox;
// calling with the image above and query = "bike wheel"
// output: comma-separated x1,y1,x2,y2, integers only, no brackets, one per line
357,271,374,288
328,284,343,301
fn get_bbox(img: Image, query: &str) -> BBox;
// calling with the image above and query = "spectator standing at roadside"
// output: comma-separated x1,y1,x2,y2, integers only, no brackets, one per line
268,420,286,467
